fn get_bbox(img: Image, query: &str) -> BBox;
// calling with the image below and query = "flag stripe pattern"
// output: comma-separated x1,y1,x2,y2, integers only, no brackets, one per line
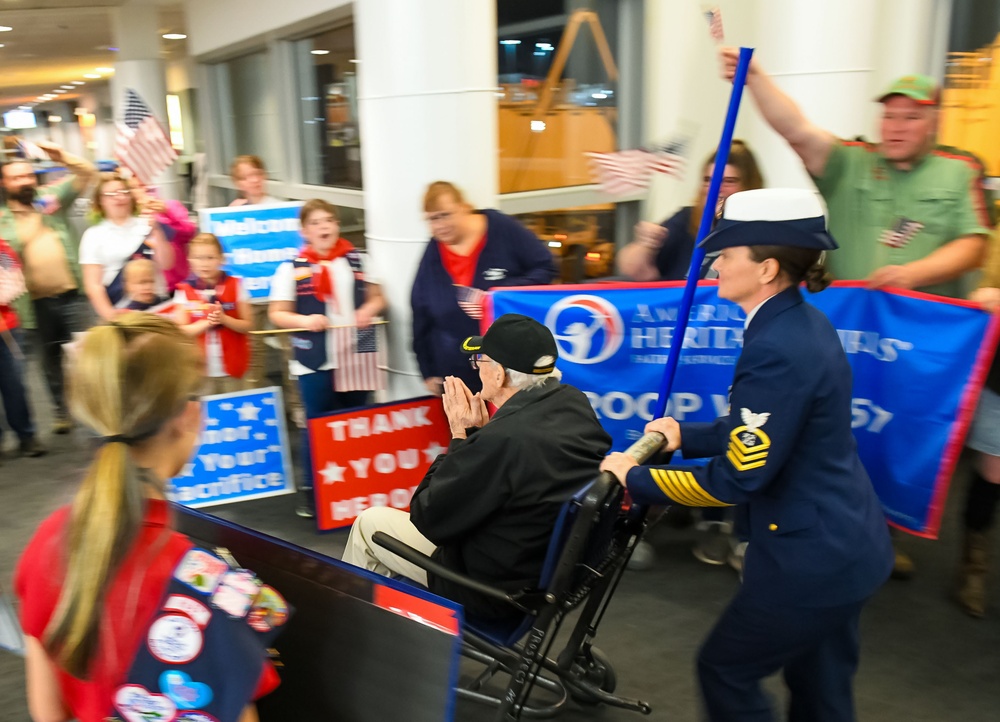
455,285,487,320
586,148,687,196
332,325,388,392
115,89,178,185
0,241,26,306
704,6,725,44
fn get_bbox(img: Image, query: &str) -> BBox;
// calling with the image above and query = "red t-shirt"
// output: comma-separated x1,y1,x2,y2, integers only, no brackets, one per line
15,499,279,722
437,235,486,287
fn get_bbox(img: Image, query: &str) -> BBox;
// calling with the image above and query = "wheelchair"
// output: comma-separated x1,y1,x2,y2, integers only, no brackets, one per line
373,471,653,721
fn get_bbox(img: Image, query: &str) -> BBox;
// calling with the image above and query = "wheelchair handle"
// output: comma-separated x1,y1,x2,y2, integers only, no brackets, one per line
624,431,666,465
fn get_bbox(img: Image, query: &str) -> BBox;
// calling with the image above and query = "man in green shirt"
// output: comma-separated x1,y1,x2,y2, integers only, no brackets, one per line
1,142,96,435
719,50,994,580
719,50,992,299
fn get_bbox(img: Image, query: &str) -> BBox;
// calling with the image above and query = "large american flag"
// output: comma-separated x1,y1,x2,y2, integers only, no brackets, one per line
455,285,487,320
115,89,178,185
586,144,687,196
333,324,388,392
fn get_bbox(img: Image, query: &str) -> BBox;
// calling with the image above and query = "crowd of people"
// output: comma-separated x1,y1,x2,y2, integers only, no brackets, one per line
3,42,999,722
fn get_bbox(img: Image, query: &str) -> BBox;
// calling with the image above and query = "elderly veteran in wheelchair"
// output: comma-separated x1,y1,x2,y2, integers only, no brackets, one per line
343,313,611,622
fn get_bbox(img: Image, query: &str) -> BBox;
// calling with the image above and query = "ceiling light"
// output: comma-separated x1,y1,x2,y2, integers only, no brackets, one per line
84,73,100,79
162,33,187,40
0,26,12,33
61,85,75,90
96,67,113,73
18,106,30,110
0,44,5,48
349,58,360,63
310,49,330,55
500,40,521,45
49,116,62,123
54,89,68,94
72,81,85,85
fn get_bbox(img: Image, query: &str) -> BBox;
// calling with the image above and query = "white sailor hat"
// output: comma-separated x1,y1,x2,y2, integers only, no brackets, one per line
699,188,839,253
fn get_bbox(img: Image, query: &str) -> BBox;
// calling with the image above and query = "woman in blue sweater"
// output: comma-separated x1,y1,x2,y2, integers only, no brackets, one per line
411,181,557,394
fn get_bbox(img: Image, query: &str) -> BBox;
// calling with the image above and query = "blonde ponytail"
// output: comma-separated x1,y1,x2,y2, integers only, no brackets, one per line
44,314,202,678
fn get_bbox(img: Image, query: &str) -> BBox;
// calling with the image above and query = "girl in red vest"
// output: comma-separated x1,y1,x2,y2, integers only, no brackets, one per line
174,233,252,395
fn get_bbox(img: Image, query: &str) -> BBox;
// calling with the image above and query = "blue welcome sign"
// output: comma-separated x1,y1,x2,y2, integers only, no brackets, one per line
168,387,295,508
198,202,304,301
490,281,999,538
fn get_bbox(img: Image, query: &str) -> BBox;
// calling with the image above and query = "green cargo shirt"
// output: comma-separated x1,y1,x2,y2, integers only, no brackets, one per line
812,140,993,298
0,168,88,329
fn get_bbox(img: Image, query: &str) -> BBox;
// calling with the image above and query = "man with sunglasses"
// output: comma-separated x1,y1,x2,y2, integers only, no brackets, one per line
344,314,611,622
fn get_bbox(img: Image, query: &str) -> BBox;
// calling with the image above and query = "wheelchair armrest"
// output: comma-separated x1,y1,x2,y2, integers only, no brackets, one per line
371,531,530,610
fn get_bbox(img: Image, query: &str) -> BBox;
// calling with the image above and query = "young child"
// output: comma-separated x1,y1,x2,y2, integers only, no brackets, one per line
269,199,386,518
173,233,252,395
120,258,173,313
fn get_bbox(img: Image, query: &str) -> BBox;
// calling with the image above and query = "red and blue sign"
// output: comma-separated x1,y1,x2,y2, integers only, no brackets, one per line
490,281,999,538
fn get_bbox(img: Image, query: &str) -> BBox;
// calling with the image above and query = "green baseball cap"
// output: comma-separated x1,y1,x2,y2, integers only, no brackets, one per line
877,74,939,105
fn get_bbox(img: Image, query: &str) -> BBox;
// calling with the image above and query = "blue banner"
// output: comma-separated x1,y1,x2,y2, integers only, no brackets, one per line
168,387,296,508
490,282,998,537
198,202,304,301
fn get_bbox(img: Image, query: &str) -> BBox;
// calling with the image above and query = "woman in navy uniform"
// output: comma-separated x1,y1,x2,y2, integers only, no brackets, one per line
602,188,893,722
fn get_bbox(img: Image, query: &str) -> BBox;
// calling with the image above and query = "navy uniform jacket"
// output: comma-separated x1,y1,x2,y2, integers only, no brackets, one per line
410,209,557,391
626,286,893,607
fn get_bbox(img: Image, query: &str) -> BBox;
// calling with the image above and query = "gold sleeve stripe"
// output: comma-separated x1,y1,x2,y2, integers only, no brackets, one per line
727,449,768,471
670,470,732,507
651,469,702,506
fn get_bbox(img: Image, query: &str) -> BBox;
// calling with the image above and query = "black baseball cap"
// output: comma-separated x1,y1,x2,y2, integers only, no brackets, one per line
461,314,558,375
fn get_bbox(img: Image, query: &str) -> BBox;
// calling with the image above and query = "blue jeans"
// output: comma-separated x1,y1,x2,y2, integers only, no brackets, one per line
297,369,370,508
0,328,35,443
31,290,92,414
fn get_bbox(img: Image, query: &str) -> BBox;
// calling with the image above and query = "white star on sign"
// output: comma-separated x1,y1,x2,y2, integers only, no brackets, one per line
236,402,261,421
422,441,446,463
264,419,278,426
262,397,275,405
204,417,220,427
320,461,347,484
254,432,267,441
220,403,234,411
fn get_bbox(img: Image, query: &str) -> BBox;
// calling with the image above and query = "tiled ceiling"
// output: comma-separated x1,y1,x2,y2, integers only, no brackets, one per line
0,0,187,111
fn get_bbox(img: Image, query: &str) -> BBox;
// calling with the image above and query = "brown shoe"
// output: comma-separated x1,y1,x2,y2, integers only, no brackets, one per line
956,530,990,618
891,547,915,580
19,437,48,458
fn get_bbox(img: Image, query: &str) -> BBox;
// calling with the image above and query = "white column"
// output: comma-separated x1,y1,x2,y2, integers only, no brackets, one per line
111,0,181,199
355,0,498,400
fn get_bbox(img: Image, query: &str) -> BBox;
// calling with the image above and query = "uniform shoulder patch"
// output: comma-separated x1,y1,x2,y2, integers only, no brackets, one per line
728,408,771,471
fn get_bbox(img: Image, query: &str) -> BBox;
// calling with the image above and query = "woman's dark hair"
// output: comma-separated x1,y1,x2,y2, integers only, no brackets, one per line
748,245,832,293
689,139,765,236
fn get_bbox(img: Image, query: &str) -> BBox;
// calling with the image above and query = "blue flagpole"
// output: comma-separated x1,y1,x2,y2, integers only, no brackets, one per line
652,47,754,420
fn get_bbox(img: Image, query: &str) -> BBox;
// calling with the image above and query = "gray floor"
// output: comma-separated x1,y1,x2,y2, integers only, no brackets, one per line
2,365,1000,720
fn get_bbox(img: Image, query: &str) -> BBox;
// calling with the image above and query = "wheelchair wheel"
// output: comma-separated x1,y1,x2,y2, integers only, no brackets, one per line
568,646,617,705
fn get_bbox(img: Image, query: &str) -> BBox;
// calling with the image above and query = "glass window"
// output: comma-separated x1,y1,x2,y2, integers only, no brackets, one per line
514,204,617,283
292,23,362,189
498,1,621,193
224,50,282,178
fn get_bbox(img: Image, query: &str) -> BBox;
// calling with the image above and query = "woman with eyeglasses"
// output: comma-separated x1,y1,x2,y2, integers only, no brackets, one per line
15,313,279,722
411,181,557,395
617,140,764,282
79,173,173,321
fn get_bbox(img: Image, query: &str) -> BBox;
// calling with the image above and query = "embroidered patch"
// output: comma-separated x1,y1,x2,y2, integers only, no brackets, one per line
247,585,290,633
160,670,214,710
114,684,177,722
176,714,220,722
147,613,204,664
163,595,212,628
211,570,261,619
174,548,229,595
727,408,771,471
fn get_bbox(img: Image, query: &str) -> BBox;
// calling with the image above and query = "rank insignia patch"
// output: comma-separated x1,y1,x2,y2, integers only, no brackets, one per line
727,408,771,471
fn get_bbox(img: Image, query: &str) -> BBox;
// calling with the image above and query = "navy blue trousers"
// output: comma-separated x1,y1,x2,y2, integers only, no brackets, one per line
698,591,866,722
296,369,369,507
0,328,34,443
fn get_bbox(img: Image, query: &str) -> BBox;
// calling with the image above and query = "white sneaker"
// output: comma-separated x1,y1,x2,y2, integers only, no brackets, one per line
692,521,733,565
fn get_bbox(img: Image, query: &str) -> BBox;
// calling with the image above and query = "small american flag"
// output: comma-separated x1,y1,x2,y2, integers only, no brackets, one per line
333,324,388,392
115,89,178,185
703,5,725,44
879,218,924,249
16,138,47,161
455,285,487,320
586,145,687,196
0,240,26,306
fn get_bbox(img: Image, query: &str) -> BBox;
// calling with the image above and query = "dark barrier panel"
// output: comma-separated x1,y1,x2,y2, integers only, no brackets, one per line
175,506,462,722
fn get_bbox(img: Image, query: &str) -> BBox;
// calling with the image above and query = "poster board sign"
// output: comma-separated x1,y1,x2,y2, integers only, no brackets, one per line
309,396,452,531
168,387,296,508
198,201,304,301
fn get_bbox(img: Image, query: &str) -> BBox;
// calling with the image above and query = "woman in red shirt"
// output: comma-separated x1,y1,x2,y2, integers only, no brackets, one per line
15,313,276,722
